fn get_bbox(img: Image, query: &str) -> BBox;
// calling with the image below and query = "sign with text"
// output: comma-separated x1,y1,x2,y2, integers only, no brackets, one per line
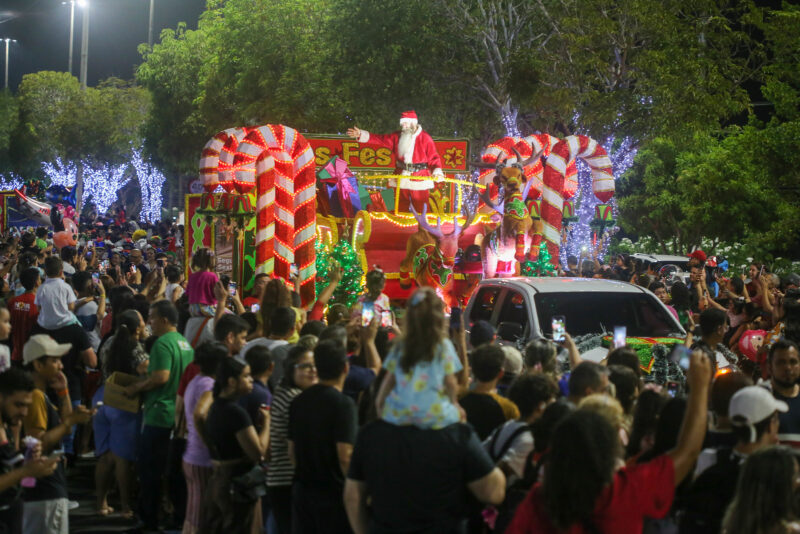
305,134,469,174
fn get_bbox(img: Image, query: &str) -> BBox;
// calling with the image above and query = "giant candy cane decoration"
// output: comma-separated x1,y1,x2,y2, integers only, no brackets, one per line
199,128,249,192
233,125,316,305
541,135,614,261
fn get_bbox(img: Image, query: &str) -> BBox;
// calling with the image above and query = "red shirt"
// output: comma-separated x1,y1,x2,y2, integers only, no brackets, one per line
506,455,675,534
308,301,325,322
177,362,201,397
8,293,38,362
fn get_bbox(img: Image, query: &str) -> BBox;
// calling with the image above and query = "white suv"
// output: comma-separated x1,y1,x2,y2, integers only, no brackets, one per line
464,277,685,361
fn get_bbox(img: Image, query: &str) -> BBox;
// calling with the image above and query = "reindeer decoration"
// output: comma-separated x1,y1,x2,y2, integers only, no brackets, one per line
398,204,475,306
472,147,545,278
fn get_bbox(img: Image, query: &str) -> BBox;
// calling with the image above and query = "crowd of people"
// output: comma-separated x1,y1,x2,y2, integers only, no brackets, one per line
0,219,799,534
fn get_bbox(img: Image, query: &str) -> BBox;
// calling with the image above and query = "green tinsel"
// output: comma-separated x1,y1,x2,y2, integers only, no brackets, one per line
315,237,363,308
520,246,557,277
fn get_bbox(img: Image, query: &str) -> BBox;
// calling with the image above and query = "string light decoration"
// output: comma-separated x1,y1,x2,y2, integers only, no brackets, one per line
563,135,636,265
131,148,166,222
41,158,78,188
82,162,132,214
0,173,24,190
315,237,363,308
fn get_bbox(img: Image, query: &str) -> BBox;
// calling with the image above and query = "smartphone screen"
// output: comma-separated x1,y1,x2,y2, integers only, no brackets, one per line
613,326,627,348
228,282,237,296
361,302,375,327
130,264,137,273
551,315,566,342
251,304,260,313
670,345,691,371
92,272,99,284
666,381,679,398
380,311,392,328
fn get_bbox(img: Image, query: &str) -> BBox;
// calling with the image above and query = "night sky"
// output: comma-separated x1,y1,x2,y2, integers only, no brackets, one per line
0,0,207,90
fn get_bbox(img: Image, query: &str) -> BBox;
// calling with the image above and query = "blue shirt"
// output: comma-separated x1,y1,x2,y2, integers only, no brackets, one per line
239,378,272,426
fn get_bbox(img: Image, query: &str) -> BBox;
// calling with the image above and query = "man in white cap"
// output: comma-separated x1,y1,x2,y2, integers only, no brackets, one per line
680,385,786,533
347,111,444,212
21,334,92,534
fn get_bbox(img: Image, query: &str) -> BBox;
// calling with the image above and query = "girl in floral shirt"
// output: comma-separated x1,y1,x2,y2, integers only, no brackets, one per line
375,287,463,429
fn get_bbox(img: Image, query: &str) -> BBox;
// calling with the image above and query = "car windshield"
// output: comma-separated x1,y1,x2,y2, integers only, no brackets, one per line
534,292,681,338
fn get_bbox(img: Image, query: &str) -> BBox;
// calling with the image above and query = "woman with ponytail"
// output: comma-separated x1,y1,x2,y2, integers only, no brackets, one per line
92,309,148,518
199,357,269,534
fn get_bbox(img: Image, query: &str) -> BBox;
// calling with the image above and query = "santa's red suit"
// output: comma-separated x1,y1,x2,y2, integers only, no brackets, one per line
357,115,444,212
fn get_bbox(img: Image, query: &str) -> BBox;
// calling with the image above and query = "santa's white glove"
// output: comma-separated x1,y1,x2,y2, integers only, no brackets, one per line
432,168,444,179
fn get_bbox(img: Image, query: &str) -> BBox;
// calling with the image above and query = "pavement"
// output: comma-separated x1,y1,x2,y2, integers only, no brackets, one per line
66,454,181,534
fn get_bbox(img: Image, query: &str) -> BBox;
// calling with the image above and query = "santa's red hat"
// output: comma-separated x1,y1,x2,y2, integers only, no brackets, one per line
400,110,418,122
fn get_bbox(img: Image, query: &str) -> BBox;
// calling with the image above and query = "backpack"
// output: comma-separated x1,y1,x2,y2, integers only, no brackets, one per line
484,422,535,533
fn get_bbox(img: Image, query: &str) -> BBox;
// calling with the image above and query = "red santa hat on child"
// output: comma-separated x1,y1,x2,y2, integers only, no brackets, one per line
399,110,418,126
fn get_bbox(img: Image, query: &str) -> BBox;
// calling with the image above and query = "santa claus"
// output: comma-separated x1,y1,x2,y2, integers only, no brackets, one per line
347,110,444,212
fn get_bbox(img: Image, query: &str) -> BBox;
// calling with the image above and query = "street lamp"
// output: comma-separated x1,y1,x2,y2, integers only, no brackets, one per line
2,38,16,90
78,0,89,89
148,0,155,49
62,1,76,75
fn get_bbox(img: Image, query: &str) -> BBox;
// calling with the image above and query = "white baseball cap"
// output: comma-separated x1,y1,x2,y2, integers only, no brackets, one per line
23,335,72,365
729,386,788,441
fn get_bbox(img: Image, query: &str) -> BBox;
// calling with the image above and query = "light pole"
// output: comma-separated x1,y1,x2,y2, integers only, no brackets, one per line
79,0,89,89
3,38,16,90
148,0,155,49
63,1,75,75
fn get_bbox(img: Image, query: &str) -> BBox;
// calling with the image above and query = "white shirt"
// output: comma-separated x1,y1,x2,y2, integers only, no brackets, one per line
75,300,101,351
35,277,77,330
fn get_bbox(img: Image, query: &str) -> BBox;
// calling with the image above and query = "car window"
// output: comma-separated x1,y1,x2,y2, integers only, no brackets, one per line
497,290,528,328
534,292,680,338
470,286,502,323
496,289,529,341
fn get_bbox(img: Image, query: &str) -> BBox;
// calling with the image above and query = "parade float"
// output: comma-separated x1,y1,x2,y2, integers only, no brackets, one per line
187,118,617,307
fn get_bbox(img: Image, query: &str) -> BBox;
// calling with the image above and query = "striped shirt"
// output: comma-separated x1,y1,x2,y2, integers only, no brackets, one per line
267,386,301,487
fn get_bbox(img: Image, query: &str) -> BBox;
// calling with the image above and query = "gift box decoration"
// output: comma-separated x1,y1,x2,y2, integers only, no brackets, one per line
595,203,614,222
317,156,361,218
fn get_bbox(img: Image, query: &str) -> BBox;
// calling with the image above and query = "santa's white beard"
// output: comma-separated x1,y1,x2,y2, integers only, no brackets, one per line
398,127,416,163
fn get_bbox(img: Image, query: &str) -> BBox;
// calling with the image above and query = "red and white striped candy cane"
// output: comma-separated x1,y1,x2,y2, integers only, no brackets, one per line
234,125,316,305
199,128,247,192
217,129,253,193
541,135,614,262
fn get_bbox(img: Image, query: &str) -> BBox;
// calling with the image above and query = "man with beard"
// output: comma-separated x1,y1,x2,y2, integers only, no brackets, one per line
768,339,800,448
347,111,444,212
0,368,59,534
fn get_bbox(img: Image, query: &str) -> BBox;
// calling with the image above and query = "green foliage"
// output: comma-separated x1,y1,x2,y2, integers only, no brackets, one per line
508,0,758,140
0,91,18,156
6,72,149,180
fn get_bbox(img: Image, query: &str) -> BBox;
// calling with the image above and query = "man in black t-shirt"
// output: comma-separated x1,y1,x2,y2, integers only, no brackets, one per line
345,421,505,533
288,340,357,534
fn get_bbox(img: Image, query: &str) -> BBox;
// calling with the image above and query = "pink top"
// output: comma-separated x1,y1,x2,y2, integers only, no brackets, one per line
186,271,219,307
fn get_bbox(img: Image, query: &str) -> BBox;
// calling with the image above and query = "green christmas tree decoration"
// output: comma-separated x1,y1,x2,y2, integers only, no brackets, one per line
520,246,557,277
315,237,364,308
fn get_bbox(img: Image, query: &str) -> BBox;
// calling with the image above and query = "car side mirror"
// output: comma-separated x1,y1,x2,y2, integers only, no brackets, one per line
497,321,523,342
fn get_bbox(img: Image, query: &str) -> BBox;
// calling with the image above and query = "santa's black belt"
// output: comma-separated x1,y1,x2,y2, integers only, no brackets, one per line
397,162,428,172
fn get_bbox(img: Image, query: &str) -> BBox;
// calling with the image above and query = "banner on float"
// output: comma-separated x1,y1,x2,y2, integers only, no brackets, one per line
305,135,469,174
